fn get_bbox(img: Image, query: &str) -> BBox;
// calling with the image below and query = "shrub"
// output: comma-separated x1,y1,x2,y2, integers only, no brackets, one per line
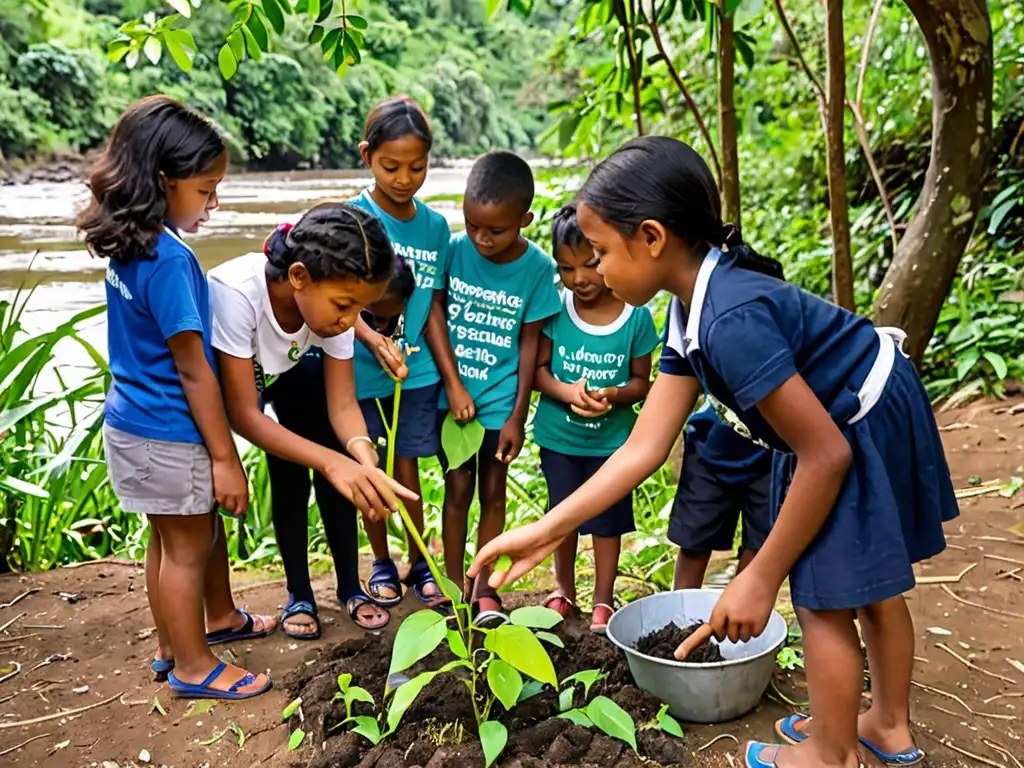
0,77,54,160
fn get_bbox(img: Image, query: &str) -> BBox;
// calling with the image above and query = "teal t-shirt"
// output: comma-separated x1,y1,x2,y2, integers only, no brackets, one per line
440,232,561,429
350,189,452,399
532,291,660,457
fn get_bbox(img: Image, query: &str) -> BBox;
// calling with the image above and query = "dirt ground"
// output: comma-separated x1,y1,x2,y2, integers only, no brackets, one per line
0,399,1022,768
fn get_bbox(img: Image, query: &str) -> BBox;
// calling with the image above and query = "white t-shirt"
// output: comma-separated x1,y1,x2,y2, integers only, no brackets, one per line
208,253,354,392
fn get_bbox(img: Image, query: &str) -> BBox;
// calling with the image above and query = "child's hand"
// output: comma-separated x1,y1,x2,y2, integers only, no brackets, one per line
348,438,380,468
447,380,476,424
496,418,525,464
469,517,565,589
323,454,418,522
568,380,612,419
370,332,408,381
213,458,249,518
707,566,778,644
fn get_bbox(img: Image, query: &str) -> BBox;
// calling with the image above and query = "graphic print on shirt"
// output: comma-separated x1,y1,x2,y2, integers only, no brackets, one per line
447,277,523,383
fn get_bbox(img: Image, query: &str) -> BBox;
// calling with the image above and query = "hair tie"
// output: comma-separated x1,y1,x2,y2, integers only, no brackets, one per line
720,223,742,251
264,222,294,256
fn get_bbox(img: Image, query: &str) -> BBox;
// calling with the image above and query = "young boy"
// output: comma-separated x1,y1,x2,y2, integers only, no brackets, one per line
432,150,561,625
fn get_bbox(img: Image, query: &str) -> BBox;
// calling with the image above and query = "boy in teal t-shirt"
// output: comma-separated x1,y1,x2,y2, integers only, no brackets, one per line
532,204,659,634
437,150,561,625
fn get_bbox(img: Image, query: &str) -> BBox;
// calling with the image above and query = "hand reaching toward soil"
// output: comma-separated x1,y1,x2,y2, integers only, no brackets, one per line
323,454,418,522
468,518,565,589
707,566,778,644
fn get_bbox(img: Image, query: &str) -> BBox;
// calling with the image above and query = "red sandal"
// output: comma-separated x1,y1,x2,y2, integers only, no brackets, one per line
590,603,614,635
542,590,576,619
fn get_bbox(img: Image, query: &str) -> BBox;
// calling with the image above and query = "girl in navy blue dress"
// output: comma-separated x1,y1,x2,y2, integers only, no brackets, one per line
469,136,958,768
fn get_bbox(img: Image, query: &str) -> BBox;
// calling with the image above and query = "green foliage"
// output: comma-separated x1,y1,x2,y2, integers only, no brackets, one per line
0,78,54,159
479,719,507,767
440,414,485,472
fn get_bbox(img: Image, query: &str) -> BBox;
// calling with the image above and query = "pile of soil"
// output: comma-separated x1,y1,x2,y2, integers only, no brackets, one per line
634,623,723,664
284,616,692,768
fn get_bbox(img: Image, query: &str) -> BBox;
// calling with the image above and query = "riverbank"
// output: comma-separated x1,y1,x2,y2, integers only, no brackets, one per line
1,398,1021,767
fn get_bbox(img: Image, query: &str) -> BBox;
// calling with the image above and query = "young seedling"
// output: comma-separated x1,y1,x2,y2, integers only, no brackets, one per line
641,703,684,738
328,673,382,745
557,695,638,751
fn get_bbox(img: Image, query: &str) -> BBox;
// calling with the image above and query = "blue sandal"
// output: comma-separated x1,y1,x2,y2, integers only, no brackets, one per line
366,558,404,607
344,593,391,631
404,559,450,610
775,714,925,765
746,742,782,767
151,657,174,682
169,662,272,700
206,609,276,646
281,600,321,641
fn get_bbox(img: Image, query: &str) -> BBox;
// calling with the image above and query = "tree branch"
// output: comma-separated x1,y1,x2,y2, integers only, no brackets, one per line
613,0,645,136
643,7,723,183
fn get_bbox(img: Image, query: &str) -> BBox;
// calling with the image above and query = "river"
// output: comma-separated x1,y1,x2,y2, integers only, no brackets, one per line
0,167,471,373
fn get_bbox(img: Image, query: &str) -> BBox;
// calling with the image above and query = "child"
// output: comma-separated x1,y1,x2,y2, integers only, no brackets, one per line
349,96,453,609
532,203,658,633
438,150,561,624
81,96,274,700
209,204,416,638
471,136,957,768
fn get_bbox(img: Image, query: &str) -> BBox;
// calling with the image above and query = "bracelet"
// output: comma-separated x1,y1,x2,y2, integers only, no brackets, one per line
346,435,375,453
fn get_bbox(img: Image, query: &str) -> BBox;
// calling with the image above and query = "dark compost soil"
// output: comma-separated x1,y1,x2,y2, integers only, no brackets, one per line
284,614,693,768
634,622,723,664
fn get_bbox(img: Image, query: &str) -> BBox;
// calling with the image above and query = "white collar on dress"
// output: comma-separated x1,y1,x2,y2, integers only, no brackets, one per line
682,249,721,355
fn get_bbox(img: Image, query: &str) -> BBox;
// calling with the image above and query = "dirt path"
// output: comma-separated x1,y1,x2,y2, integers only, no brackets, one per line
0,399,1022,768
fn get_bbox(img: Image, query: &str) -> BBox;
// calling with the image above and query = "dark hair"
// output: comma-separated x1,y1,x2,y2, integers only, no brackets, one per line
263,203,395,283
77,95,225,262
387,256,416,300
551,202,586,254
364,96,433,156
579,136,784,280
465,150,535,214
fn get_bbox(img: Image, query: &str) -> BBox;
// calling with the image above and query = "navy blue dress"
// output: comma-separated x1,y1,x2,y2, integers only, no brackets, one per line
659,249,959,611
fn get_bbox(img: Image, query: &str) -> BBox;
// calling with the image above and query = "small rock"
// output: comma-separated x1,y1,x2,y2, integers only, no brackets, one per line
139,749,151,763
927,626,952,636
102,762,119,768
72,685,90,694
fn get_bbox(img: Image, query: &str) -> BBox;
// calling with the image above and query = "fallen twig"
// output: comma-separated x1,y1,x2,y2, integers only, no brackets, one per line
0,612,26,635
935,643,1017,684
62,557,139,569
27,654,72,674
939,422,977,432
940,739,1007,768
941,584,1024,620
983,692,1024,705
955,486,1003,500
983,739,1024,768
996,568,1022,581
912,680,974,715
697,733,740,752
916,563,978,585
977,536,1024,547
931,704,961,718
0,732,51,758
0,691,122,729
984,554,1024,567
0,589,40,610
23,625,63,631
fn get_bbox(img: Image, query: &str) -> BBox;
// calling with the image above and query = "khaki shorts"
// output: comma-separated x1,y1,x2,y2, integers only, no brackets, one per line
103,424,215,516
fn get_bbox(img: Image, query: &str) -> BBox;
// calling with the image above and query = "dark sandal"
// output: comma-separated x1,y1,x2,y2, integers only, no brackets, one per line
404,559,450,608
206,609,276,646
281,600,321,640
366,557,403,607
472,594,509,628
345,594,391,631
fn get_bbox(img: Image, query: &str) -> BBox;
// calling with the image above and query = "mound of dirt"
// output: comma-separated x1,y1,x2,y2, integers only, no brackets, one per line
634,622,723,664
284,616,691,768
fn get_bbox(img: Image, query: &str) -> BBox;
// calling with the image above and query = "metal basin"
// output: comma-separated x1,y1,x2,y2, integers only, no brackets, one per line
606,589,787,724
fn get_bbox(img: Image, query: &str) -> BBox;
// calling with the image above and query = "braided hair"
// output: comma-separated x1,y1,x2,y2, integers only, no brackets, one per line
551,202,586,254
263,202,395,283
579,136,784,280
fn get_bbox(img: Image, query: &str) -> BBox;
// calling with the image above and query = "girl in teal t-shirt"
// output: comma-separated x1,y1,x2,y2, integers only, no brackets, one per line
350,96,454,610
532,204,659,634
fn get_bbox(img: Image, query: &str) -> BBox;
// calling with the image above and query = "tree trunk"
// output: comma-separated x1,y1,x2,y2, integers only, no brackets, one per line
824,0,854,311
873,0,993,364
718,9,741,226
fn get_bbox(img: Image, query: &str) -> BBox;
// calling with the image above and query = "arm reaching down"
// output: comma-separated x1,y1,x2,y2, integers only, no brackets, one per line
426,289,475,423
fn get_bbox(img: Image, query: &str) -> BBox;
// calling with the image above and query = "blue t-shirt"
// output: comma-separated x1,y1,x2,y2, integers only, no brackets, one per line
104,228,215,444
660,248,879,452
350,190,452,399
440,233,562,429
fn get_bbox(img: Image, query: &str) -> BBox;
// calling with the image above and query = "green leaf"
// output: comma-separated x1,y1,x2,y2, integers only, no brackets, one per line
261,0,286,34
246,14,269,50
107,39,131,63
321,26,342,55
480,720,507,768
988,199,1016,235
166,0,192,16
345,13,368,29
485,0,502,18
562,670,606,699
345,686,375,708
558,709,593,727
389,609,448,677
723,0,744,15
437,573,464,605
187,700,215,717
341,31,361,64
487,659,523,711
163,30,194,71
447,629,469,659
337,673,352,693
517,680,545,703
558,686,575,712
983,351,1008,380
316,0,333,22
308,25,325,44
350,715,381,744
218,44,237,79
229,723,246,749
151,696,167,716
441,414,486,471
558,113,581,150
484,624,558,687
307,0,320,17
240,24,263,60
0,475,48,499
143,34,162,65
536,631,564,649
587,696,637,751
956,347,980,381
282,697,302,721
509,606,564,630
656,704,684,738
227,27,245,60
288,729,305,750
385,660,466,734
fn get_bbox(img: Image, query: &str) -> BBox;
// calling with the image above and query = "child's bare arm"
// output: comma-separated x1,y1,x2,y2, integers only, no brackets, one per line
323,355,378,468
167,331,247,515
425,289,475,422
600,353,653,406
512,319,545,424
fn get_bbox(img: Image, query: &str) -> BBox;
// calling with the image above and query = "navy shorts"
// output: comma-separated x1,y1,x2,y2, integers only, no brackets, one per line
359,382,442,459
435,411,502,474
540,448,634,538
668,439,772,554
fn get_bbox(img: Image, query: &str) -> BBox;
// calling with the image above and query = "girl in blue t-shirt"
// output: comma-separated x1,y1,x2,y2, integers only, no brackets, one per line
471,137,958,768
80,96,275,700
349,96,455,610
532,204,659,634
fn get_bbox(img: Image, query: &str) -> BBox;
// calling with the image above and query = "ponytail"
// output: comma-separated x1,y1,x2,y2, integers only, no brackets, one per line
718,223,785,281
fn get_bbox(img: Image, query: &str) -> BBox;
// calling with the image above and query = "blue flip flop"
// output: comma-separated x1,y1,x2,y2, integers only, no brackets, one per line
404,559,452,612
151,657,174,682
746,741,782,767
168,662,272,700
206,609,275,646
281,600,321,641
775,714,926,765
366,557,404,608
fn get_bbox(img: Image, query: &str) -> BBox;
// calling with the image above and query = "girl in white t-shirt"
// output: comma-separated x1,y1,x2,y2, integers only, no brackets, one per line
209,202,416,636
